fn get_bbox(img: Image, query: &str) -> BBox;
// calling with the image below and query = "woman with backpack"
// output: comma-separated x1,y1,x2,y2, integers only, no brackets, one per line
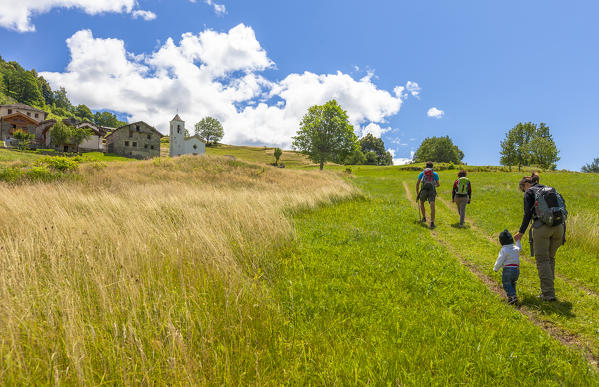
452,170,472,227
514,172,567,302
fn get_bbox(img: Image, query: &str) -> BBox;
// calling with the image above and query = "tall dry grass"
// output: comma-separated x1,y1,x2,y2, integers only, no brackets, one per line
566,212,599,252
0,156,357,384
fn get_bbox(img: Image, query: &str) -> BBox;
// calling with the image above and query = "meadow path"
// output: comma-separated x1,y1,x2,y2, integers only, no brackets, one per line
265,170,599,384
402,181,599,370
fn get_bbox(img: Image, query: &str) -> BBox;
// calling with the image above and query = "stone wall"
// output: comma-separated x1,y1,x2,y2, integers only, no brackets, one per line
106,122,161,159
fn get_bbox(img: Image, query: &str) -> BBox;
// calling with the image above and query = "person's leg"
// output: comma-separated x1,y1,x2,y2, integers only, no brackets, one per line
513,268,520,298
502,268,516,298
548,224,564,287
457,196,467,225
430,200,436,223
419,199,427,221
533,226,555,299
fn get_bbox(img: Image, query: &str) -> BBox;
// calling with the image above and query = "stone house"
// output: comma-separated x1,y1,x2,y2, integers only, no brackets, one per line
0,103,48,140
169,114,206,157
37,118,108,152
105,121,162,159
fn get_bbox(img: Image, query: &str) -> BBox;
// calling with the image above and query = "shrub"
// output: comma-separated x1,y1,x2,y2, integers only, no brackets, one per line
38,157,79,172
25,166,55,181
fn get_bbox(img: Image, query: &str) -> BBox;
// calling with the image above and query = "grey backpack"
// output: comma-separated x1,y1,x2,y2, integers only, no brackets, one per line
533,186,567,226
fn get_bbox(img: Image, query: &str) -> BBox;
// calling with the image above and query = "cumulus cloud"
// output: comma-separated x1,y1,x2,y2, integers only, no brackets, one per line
427,107,444,119
393,150,415,166
406,81,421,98
0,0,139,32
360,123,391,138
132,10,157,21
41,25,409,148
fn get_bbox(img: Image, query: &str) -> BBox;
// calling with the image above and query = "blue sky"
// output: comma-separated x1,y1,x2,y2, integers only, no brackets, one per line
1,1,597,170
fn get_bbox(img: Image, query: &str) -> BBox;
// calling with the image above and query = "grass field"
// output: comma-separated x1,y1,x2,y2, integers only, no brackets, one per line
1,148,598,384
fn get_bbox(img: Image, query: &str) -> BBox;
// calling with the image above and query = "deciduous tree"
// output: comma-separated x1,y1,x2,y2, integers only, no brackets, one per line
500,122,559,171
359,133,393,165
413,136,464,163
274,147,282,166
292,100,358,170
195,116,224,145
582,158,599,173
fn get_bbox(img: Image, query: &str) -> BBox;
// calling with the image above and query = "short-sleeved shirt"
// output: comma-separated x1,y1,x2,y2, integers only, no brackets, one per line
417,171,440,182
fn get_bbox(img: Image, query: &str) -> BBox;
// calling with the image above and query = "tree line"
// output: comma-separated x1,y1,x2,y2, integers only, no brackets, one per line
0,56,125,127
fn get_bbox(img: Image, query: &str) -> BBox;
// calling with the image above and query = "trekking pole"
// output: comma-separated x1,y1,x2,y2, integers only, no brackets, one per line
416,190,422,221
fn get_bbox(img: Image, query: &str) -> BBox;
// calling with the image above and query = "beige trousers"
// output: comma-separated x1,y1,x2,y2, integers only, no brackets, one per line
533,223,564,299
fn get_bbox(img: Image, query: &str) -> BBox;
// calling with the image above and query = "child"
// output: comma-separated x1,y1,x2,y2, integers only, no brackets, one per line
451,170,472,227
494,229,521,305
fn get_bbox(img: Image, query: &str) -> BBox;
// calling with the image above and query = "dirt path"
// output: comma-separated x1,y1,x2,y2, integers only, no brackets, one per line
436,195,599,298
402,181,599,370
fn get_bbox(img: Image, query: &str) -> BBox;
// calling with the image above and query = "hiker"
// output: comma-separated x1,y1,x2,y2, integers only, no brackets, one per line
416,161,440,229
451,169,472,227
494,229,521,305
514,172,567,302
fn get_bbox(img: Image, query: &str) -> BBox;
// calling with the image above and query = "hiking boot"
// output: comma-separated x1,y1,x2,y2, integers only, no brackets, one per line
420,217,427,223
538,294,557,302
430,222,436,229
508,296,519,305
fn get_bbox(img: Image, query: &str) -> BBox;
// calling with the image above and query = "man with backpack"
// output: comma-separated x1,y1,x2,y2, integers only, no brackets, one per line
514,172,567,301
452,170,472,227
416,161,440,229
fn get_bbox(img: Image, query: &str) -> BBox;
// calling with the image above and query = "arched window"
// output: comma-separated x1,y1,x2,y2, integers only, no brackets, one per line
177,125,181,134
193,144,198,150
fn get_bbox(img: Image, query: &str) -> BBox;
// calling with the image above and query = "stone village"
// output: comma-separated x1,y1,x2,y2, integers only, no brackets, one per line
0,103,205,158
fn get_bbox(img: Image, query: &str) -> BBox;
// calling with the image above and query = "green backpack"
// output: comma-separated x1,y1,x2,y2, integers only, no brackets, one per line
456,177,470,195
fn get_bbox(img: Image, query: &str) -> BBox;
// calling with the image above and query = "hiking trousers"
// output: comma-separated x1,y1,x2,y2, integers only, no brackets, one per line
533,223,565,299
454,195,469,225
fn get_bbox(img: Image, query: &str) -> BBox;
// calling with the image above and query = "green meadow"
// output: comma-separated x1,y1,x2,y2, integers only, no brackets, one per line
1,145,598,384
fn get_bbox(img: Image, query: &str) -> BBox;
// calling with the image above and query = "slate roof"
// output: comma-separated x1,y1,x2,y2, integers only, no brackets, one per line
171,114,183,122
0,103,48,115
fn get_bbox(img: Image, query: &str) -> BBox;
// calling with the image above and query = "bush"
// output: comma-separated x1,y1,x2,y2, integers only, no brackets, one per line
38,157,79,172
0,166,23,183
25,166,55,181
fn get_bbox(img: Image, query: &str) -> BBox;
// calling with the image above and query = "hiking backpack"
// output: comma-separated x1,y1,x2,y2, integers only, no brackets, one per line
456,177,470,195
533,186,568,227
421,168,436,191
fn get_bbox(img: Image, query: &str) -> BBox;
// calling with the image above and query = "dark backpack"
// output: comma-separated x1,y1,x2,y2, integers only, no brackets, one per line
421,168,436,192
533,186,567,226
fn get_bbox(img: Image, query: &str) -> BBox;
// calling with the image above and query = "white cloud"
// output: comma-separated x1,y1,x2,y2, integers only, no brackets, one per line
0,0,139,32
189,0,227,15
41,25,407,149
406,81,421,98
392,150,415,166
361,123,391,138
427,107,444,119
132,10,157,21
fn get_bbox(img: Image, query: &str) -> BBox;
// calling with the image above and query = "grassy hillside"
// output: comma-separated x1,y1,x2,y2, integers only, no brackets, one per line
0,156,357,384
1,152,598,384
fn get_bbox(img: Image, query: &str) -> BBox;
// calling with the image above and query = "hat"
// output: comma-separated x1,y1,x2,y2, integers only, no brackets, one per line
499,229,514,246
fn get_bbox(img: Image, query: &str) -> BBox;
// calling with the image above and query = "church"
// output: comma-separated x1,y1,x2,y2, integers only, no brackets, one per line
169,114,206,157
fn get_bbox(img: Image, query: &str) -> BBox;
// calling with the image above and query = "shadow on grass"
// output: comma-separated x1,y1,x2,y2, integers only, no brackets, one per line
520,294,575,318
450,222,471,229
412,219,432,229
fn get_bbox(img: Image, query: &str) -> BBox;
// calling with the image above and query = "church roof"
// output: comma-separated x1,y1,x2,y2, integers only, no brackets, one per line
171,114,183,122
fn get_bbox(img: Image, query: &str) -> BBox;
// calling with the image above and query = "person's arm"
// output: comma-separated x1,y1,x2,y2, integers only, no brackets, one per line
494,250,505,272
452,180,457,201
416,179,421,197
515,191,534,240
435,174,440,187
468,181,472,201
